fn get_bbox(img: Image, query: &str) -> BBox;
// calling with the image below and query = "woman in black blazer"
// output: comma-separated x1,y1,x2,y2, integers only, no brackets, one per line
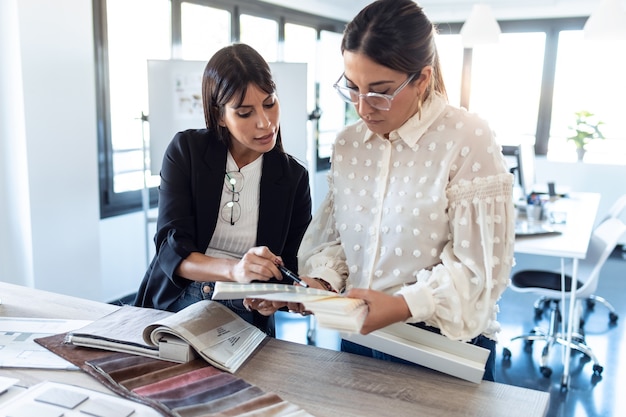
134,44,312,336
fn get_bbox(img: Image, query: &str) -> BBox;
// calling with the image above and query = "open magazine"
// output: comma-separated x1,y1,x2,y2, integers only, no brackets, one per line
65,300,266,373
211,282,368,333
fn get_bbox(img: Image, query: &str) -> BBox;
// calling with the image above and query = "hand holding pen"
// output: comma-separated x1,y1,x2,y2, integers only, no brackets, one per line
276,262,338,293
244,263,307,314
277,264,308,288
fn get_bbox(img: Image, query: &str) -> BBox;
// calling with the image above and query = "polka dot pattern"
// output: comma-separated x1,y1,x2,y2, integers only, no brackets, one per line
299,93,516,341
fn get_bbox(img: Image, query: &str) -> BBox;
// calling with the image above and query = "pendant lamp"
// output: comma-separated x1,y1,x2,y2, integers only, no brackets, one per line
460,4,501,48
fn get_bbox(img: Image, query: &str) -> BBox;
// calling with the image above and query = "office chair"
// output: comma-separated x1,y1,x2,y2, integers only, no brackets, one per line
502,217,626,378
585,193,626,321
600,193,626,223
533,193,626,324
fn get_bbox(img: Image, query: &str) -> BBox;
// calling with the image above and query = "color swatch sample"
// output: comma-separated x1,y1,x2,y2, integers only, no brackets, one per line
85,351,313,416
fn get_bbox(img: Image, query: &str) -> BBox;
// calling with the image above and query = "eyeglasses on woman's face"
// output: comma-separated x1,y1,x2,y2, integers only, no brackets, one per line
332,73,416,111
221,171,244,225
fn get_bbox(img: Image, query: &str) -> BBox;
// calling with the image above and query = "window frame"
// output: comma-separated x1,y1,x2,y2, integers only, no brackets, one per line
96,2,591,218
436,17,587,156
94,0,345,218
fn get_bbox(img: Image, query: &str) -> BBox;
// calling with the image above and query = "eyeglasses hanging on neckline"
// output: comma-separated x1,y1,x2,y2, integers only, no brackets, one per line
221,171,244,225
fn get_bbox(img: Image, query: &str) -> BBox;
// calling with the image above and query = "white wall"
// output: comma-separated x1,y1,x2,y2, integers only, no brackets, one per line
1,0,105,301
20,0,104,299
99,211,153,303
0,0,34,288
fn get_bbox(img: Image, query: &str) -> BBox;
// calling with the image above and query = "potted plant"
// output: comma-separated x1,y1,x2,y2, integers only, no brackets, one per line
567,110,605,161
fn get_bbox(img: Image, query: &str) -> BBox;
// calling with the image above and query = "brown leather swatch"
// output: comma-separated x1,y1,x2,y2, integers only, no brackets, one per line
173,386,265,417
132,365,222,396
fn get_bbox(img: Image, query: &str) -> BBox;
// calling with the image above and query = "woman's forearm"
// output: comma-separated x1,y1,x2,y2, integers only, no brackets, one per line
175,252,237,282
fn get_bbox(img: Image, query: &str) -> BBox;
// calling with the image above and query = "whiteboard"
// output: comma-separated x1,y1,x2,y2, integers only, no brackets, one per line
147,60,309,174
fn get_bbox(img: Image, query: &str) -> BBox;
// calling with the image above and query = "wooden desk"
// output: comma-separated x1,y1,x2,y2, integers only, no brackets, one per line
0,282,549,417
514,192,601,389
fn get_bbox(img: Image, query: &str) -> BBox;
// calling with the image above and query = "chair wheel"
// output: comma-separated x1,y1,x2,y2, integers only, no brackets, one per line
534,307,543,319
540,366,552,378
502,347,511,360
586,298,595,310
522,340,534,353
609,312,618,323
593,364,603,375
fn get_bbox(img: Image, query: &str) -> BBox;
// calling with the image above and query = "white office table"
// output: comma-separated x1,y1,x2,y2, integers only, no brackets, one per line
514,192,601,389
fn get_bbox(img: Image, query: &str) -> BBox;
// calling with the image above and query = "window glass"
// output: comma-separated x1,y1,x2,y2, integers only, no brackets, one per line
469,32,545,147
181,3,231,61
240,14,278,62
434,33,463,108
551,31,626,163
284,23,317,112
106,0,170,193
317,30,345,161
98,2,346,216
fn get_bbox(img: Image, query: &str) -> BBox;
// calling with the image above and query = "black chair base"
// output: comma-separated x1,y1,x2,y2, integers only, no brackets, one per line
534,294,619,324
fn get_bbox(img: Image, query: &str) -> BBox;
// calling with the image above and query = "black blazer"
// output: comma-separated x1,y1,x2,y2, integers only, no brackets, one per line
134,129,312,311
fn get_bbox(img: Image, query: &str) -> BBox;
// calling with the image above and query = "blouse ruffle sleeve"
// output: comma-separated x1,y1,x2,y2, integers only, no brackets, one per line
397,173,515,341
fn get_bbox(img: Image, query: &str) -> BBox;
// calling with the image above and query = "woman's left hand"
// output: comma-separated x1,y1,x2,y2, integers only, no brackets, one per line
243,298,283,316
344,288,412,335
243,277,321,316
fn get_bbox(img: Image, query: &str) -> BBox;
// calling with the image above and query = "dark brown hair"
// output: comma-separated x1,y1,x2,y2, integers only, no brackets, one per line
202,43,284,151
342,0,447,101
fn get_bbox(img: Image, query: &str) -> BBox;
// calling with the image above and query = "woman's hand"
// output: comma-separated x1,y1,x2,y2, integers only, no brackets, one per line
232,246,282,283
243,298,283,316
344,288,412,335
243,275,325,316
281,276,327,314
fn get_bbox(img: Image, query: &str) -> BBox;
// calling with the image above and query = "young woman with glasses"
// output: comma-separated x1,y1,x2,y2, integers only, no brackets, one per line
134,43,312,336
254,0,515,380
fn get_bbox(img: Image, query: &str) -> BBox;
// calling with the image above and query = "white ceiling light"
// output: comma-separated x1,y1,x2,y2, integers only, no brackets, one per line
583,0,626,41
460,4,501,48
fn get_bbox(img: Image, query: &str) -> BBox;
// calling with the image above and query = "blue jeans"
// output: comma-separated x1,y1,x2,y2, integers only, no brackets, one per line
169,281,275,337
341,323,496,382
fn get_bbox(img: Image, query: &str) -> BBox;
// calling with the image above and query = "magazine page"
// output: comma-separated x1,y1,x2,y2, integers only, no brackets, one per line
198,325,267,371
66,306,172,358
143,300,266,372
